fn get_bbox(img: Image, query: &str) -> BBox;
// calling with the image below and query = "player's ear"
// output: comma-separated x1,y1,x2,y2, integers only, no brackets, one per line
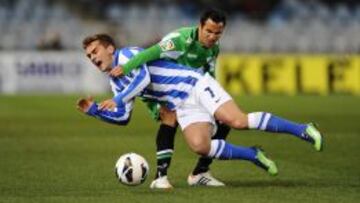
107,45,115,54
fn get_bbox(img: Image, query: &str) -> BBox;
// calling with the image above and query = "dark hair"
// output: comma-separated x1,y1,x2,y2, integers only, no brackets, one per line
200,9,227,26
82,33,116,49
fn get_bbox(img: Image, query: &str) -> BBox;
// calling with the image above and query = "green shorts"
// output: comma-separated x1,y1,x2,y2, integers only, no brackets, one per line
141,98,161,121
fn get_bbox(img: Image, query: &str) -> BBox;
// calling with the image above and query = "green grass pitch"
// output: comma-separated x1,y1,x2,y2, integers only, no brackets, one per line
0,95,359,203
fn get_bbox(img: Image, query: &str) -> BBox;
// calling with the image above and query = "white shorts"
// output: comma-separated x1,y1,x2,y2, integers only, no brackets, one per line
176,73,232,133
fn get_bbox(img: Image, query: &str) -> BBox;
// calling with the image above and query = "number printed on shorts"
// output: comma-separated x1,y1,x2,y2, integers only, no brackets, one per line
204,86,215,98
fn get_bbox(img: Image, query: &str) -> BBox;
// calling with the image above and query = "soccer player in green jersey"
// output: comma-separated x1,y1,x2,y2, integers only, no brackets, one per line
110,9,229,188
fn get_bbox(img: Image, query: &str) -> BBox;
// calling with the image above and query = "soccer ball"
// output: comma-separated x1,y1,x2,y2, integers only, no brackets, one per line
114,153,149,186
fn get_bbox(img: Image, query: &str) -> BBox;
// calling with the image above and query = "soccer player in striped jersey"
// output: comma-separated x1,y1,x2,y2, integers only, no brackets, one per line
77,34,324,187
108,9,230,188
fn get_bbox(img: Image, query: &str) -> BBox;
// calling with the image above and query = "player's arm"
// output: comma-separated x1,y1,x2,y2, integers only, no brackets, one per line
76,97,133,126
121,45,161,75
113,65,150,105
82,64,151,124
86,101,133,125
120,32,184,75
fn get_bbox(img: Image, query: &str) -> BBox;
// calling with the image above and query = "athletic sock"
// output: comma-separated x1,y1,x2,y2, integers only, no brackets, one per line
155,124,177,178
213,121,231,140
248,112,307,138
192,157,213,175
208,139,257,161
192,122,231,175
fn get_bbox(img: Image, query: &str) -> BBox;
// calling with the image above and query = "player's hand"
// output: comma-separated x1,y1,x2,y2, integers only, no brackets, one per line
109,66,124,77
76,96,94,113
98,99,117,111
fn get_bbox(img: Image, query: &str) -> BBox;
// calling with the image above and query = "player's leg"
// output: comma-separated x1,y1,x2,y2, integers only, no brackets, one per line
247,112,323,151
192,122,230,175
182,122,278,176
155,106,177,179
176,78,277,181
182,122,212,155
214,101,323,151
188,121,230,186
143,101,177,189
199,74,323,152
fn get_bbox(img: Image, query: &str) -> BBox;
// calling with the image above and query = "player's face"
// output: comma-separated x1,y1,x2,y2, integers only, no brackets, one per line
85,40,114,72
198,19,225,48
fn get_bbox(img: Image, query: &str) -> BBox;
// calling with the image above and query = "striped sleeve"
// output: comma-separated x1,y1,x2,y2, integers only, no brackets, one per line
110,80,121,96
86,100,134,125
112,67,150,105
113,48,151,105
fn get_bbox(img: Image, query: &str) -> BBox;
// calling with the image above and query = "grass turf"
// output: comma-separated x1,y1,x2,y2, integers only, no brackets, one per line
0,95,359,203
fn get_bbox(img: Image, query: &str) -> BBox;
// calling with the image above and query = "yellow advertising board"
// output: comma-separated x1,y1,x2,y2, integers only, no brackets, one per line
217,54,360,95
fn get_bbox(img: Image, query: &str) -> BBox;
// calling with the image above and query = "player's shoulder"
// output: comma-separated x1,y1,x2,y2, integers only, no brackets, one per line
114,47,143,65
117,46,144,59
159,27,194,51
163,26,195,42
175,26,196,42
176,26,196,35
120,46,144,54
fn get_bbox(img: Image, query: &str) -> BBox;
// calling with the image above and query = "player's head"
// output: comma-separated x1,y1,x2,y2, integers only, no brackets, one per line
82,34,116,72
198,9,226,48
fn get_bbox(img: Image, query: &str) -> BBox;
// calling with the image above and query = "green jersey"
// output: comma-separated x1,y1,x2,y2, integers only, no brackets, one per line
123,26,220,77
122,26,221,121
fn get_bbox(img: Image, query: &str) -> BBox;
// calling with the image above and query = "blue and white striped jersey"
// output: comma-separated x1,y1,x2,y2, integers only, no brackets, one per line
86,47,204,125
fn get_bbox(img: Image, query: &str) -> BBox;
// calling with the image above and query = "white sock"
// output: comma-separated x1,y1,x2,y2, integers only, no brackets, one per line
248,112,272,130
208,139,226,158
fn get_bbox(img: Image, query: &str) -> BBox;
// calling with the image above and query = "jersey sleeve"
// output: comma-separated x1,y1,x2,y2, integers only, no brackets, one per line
157,31,186,60
85,100,134,126
122,31,187,75
122,45,161,75
113,66,150,105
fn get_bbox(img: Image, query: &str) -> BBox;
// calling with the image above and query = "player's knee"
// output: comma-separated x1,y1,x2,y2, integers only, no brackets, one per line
192,146,209,156
226,116,248,129
189,141,210,156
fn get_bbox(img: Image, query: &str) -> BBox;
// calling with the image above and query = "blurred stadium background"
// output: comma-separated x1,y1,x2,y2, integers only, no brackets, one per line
1,0,360,52
0,0,359,94
0,0,359,202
